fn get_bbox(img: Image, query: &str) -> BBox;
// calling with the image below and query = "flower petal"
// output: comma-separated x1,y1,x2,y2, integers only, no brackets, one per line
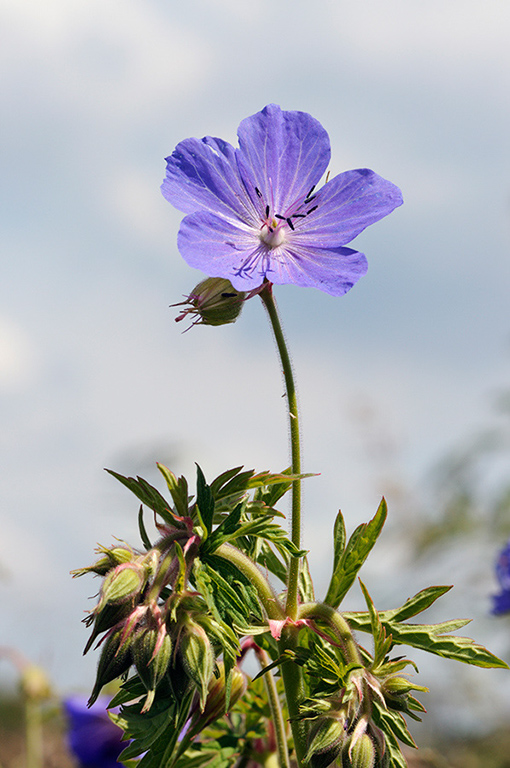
162,136,256,223
177,211,268,292
292,169,403,248
268,243,368,297
236,104,331,216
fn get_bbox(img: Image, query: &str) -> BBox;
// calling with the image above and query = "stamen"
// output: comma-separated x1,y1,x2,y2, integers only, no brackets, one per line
265,205,270,218
255,187,262,198
307,205,318,215
286,218,295,231
306,185,315,198
274,214,286,220
304,194,316,204
291,214,306,219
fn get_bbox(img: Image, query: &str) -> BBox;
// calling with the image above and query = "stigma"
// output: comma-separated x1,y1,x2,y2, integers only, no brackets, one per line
259,222,287,249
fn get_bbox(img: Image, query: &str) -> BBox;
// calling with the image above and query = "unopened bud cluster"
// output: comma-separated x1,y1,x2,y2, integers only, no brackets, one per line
74,513,228,713
304,665,426,768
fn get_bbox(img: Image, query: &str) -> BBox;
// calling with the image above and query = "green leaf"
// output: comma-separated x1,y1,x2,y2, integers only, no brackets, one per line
138,505,153,550
324,498,387,609
157,464,190,519
196,465,215,535
380,585,453,622
106,470,176,525
344,606,509,669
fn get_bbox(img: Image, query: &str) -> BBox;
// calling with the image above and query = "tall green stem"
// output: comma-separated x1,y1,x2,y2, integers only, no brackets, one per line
259,283,308,767
259,283,301,619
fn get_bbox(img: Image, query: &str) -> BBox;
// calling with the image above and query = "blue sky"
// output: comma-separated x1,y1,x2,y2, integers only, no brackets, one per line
1,0,510,731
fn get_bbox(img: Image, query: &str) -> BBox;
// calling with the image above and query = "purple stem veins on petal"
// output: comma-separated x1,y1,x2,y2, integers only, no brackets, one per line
161,104,403,297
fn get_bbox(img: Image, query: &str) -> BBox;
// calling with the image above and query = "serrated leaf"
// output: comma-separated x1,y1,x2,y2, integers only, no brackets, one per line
381,585,453,622
343,610,509,669
324,498,387,609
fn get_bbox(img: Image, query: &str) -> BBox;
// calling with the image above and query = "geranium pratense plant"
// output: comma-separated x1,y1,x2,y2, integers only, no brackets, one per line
75,105,507,768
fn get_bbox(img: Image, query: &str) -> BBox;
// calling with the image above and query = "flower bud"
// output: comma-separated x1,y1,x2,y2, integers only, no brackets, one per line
179,621,214,710
97,562,146,610
305,717,347,768
88,628,133,707
72,546,135,577
190,662,247,731
173,278,246,328
346,734,376,768
132,627,172,712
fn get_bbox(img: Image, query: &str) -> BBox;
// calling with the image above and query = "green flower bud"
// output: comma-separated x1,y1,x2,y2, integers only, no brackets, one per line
190,662,247,731
83,600,139,655
345,734,376,768
305,717,347,768
72,545,135,577
173,278,246,328
88,628,133,706
98,562,146,610
132,627,172,712
179,621,214,710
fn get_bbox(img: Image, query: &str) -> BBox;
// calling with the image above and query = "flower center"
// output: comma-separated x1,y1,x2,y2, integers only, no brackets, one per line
259,221,287,249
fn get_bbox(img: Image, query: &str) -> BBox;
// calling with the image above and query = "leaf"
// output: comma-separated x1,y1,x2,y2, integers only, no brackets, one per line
138,505,153,550
324,498,387,609
196,465,215,535
380,585,453,622
344,608,509,669
106,470,175,525
157,464,190,518
359,581,392,667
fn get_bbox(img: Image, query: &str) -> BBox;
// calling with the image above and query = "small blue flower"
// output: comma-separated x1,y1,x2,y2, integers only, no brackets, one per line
64,696,126,768
492,540,510,615
161,104,402,297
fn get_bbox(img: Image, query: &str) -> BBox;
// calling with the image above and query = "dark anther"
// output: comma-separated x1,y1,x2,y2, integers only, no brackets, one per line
265,205,270,218
275,214,286,220
307,205,318,215
291,213,306,219
221,292,237,298
304,194,316,205
306,185,316,198
286,218,295,231
255,187,262,198
268,226,274,233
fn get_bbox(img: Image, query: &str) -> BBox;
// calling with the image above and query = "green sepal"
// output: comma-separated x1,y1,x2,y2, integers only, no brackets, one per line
88,628,133,706
132,628,172,708
324,499,387,609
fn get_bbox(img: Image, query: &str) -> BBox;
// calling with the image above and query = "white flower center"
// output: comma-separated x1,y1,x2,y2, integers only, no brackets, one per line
259,222,287,249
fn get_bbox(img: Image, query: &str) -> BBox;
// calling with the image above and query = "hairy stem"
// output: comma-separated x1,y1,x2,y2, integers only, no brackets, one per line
255,647,291,768
259,283,308,766
259,283,301,618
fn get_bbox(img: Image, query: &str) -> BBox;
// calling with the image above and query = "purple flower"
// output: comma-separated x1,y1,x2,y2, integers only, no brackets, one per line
492,540,510,615
64,696,126,768
161,104,402,297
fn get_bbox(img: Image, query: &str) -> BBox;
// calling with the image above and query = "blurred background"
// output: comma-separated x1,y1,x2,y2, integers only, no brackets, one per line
1,0,510,763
